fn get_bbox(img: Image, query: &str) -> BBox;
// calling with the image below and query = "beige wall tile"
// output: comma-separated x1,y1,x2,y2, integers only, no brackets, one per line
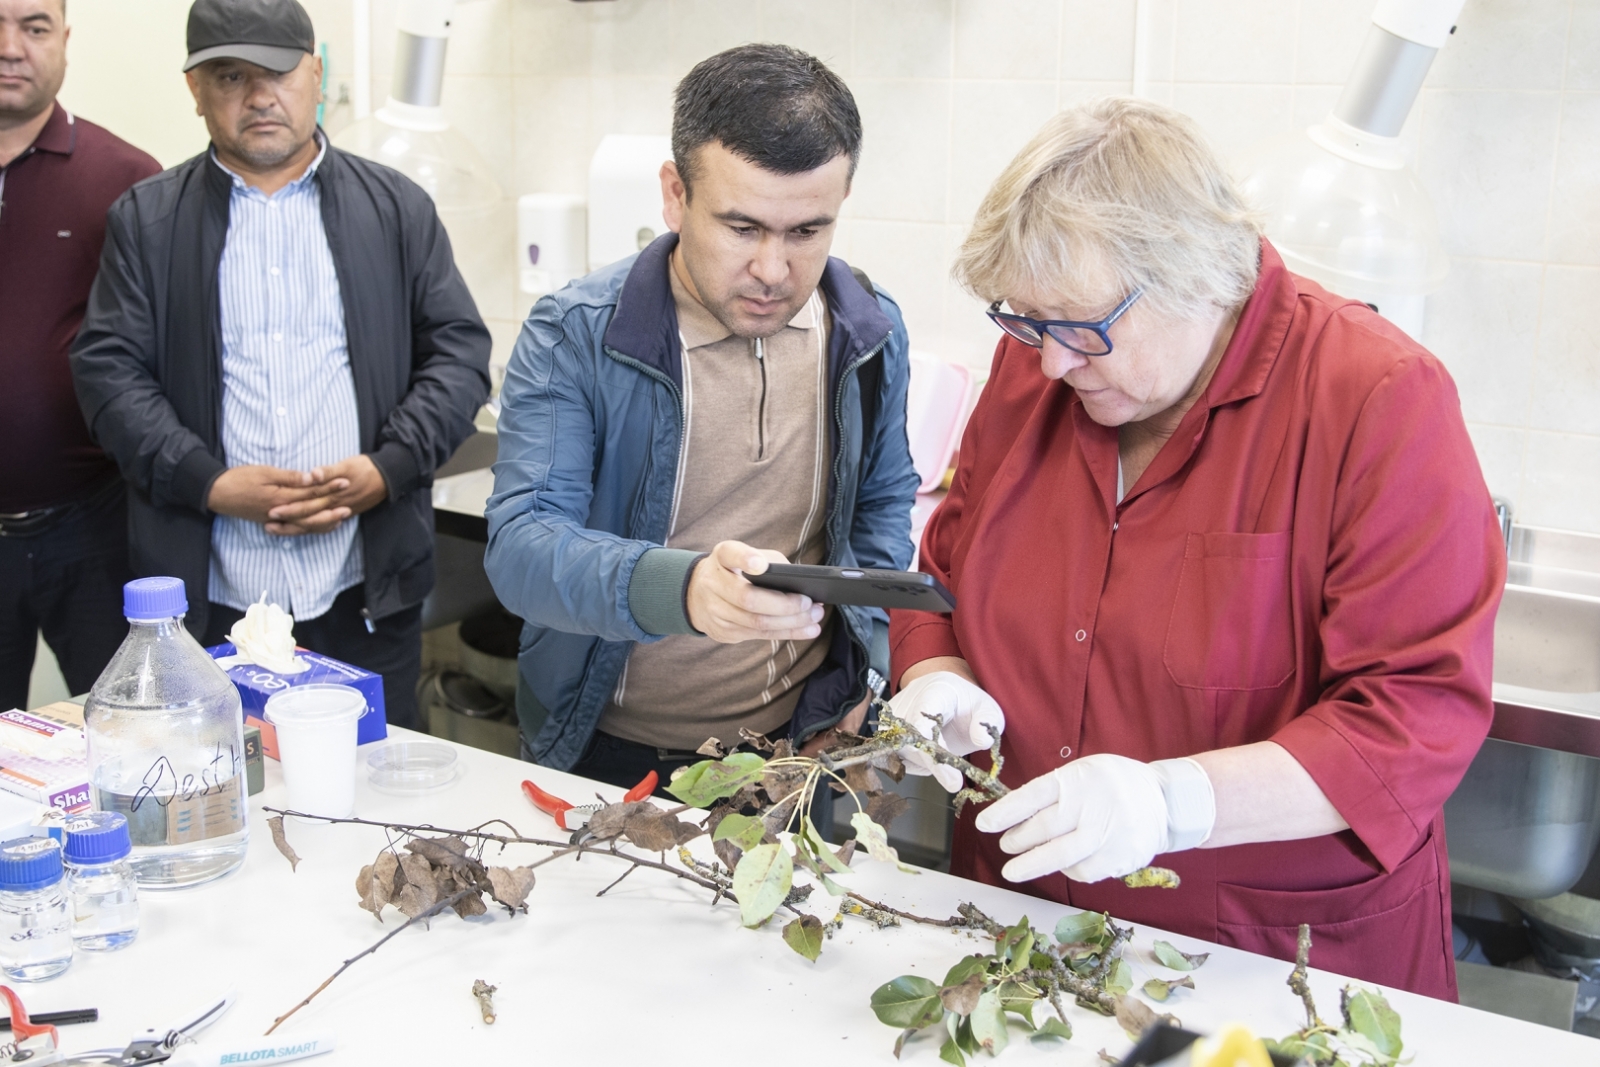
854,0,954,79
1549,92,1600,266
760,0,856,77
846,222,955,356
1570,0,1600,91
1464,422,1527,505
1417,90,1561,262
512,76,592,196
591,77,676,139
590,0,676,79
1530,266,1600,436
1430,0,1569,92
1293,0,1373,86
1521,430,1600,531
445,0,512,77
1060,0,1137,83
670,0,763,77
954,0,1061,80
511,0,595,77
948,79,1059,220
441,75,517,196
1172,83,1296,163
848,80,952,222
1422,258,1542,427
1173,0,1297,84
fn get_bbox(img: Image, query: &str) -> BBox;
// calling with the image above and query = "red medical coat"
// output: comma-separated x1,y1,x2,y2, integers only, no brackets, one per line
892,242,1504,1000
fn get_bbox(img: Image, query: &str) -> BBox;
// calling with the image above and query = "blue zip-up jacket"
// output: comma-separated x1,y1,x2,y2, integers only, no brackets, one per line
485,233,920,770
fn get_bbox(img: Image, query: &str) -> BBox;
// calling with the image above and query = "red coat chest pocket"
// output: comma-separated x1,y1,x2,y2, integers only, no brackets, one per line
1163,531,1294,690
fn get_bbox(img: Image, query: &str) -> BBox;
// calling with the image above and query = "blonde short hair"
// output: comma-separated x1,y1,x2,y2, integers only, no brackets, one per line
954,97,1261,321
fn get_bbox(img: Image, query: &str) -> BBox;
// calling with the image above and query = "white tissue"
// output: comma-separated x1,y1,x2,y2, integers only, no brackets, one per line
216,596,309,675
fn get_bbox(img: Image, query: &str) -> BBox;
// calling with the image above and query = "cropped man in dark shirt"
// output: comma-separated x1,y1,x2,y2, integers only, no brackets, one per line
0,0,160,707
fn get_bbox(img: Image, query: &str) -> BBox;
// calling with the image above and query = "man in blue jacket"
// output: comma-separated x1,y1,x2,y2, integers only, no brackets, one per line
485,44,919,788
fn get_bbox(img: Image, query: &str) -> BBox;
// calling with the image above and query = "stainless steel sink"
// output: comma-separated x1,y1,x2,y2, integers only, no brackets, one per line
1446,525,1600,900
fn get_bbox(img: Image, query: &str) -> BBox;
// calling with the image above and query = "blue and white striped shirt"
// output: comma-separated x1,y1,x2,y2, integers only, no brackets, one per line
208,138,364,620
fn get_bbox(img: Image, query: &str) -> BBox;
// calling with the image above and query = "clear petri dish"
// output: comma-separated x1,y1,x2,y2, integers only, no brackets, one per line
366,740,462,795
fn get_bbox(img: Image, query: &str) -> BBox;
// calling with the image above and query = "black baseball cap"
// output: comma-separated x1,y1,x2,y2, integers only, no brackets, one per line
183,0,316,74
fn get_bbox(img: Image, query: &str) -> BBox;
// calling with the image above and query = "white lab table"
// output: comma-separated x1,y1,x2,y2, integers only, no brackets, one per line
20,731,1597,1064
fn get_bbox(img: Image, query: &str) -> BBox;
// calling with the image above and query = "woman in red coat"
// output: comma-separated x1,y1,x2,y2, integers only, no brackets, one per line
886,98,1504,1000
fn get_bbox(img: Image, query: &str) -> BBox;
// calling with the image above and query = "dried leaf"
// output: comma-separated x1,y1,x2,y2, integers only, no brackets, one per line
622,808,701,852
1141,976,1194,1002
762,764,808,803
267,815,300,872
782,914,825,961
1151,939,1209,971
486,866,536,911
586,800,651,841
939,973,984,1016
1114,994,1157,1040
1096,1050,1118,1064
834,838,857,868
878,751,906,782
737,728,776,753
865,790,911,832
731,842,793,928
406,836,472,870
695,737,726,757
843,762,882,795
356,851,398,917
394,879,438,919
713,837,744,872
762,793,799,838
450,889,488,918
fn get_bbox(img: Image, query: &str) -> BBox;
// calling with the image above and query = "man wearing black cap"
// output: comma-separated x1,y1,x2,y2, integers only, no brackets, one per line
71,0,491,730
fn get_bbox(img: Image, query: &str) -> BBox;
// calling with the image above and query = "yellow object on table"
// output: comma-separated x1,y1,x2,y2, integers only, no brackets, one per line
1190,1024,1274,1067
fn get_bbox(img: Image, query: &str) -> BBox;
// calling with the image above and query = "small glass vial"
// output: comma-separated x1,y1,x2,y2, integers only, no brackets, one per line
64,812,139,951
0,838,73,981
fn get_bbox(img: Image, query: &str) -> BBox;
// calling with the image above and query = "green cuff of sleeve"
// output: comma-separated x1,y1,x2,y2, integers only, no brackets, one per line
628,548,707,637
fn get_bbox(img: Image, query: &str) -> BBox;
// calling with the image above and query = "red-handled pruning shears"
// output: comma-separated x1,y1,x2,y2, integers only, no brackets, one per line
521,770,658,832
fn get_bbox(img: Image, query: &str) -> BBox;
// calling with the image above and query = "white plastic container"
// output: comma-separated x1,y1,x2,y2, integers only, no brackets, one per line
85,578,249,890
265,685,367,819
518,193,587,296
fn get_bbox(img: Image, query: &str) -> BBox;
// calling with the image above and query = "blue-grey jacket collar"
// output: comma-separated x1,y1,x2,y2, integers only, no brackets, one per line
603,231,896,387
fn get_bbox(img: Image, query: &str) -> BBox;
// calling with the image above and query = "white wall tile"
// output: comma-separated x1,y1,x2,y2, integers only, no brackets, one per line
590,0,676,79
511,0,594,78
847,80,951,222
590,77,675,139
1172,83,1296,163
670,0,763,78
1422,258,1541,427
1060,0,1137,83
1464,422,1527,505
846,221,953,355
1293,0,1373,86
1520,431,1600,531
948,79,1059,220
445,0,512,77
1417,90,1561,262
513,76,592,195
1059,80,1134,107
1429,0,1570,93
1548,92,1600,266
1529,266,1600,437
759,0,856,77
854,0,953,79
1173,0,1297,84
954,0,1061,80
1288,84,1341,130
441,75,518,196
940,280,1005,369
1569,0,1600,91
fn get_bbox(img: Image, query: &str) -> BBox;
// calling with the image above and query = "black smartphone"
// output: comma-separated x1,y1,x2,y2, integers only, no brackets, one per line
746,563,956,613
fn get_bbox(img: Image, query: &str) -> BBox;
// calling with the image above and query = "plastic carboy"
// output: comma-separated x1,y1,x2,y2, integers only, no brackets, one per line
84,578,249,889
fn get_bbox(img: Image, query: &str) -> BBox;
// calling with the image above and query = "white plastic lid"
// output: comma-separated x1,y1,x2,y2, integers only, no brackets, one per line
366,740,461,795
264,684,368,728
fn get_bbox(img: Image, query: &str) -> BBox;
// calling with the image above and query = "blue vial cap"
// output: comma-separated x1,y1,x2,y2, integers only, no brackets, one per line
124,576,187,620
62,812,132,865
0,837,64,891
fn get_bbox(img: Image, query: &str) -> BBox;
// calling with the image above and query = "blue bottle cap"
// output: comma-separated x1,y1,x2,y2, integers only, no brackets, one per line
62,812,132,865
124,576,188,620
0,837,64,891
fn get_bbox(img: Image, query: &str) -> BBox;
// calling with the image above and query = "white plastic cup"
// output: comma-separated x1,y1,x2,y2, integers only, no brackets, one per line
264,684,368,819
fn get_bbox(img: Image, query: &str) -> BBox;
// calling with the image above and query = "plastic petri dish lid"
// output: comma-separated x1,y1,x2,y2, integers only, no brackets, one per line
366,740,462,795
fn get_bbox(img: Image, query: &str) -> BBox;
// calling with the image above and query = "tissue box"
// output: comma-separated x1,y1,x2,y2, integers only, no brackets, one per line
206,643,388,759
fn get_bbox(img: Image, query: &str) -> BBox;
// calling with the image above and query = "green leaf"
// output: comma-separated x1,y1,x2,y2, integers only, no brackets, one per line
781,914,825,961
996,980,1038,1026
969,989,1009,1057
942,954,991,989
1031,1017,1073,1043
711,812,766,851
850,811,920,874
1151,939,1209,971
870,975,945,1030
1054,911,1108,949
938,1036,966,1066
1105,958,1133,996
819,872,849,896
1141,976,1194,1001
666,752,767,807
955,1016,981,1056
1341,985,1403,1059
802,816,853,874
731,842,792,928
997,919,1034,969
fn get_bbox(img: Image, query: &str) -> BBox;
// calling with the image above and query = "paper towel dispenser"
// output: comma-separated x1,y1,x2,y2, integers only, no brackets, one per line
587,134,672,271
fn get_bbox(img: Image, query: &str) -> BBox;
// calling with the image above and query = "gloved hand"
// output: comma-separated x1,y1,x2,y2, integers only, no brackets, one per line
973,754,1215,884
879,672,1005,793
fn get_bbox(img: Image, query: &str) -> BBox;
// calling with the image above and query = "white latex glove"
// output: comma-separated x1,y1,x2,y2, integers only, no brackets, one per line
880,671,1006,793
973,754,1215,884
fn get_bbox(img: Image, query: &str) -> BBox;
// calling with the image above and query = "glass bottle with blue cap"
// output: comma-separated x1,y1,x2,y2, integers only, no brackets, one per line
0,837,73,981
84,578,250,889
63,811,139,950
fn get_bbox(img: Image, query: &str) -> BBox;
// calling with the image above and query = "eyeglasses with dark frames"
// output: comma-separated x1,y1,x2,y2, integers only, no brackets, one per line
986,289,1144,356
